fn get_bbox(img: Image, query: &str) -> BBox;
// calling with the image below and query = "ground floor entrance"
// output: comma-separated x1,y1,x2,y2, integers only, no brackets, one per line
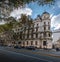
19,39,52,49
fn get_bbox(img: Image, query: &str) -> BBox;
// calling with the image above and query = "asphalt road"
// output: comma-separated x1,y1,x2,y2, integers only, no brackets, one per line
0,47,60,62
0,48,49,62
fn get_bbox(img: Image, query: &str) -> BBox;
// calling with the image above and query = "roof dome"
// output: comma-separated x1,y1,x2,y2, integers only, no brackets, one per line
43,12,49,15
42,12,50,19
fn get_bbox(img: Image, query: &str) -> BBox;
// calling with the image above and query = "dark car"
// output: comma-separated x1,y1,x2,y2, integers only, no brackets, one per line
56,48,60,51
26,46,36,50
14,46,21,49
21,46,25,48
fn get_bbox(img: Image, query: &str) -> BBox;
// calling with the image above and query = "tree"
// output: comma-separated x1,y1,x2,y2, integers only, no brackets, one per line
0,0,55,7
0,17,17,32
20,14,28,24
0,0,55,23
20,14,33,27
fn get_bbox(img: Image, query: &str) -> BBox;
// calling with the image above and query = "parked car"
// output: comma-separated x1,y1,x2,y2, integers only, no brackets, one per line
21,46,25,48
14,46,21,49
26,46,36,50
56,48,60,51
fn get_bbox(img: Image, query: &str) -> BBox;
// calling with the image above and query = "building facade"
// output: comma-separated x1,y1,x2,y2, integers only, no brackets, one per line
13,12,52,49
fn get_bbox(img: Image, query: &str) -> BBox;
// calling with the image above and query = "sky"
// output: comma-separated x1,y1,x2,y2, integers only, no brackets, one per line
53,29,60,42
10,0,60,31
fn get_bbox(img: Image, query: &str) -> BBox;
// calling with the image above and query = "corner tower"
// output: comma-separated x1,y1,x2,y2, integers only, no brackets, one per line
41,12,52,49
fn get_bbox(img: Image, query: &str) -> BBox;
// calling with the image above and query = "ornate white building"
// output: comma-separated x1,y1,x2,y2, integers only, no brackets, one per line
13,12,52,49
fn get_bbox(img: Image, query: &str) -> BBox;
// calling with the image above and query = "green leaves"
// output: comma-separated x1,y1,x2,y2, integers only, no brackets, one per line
0,23,12,32
0,14,33,33
20,14,33,26
0,0,55,22
0,0,55,8
37,0,55,6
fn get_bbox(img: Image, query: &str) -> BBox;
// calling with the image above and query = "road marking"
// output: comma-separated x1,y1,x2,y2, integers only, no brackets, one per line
18,53,53,62
0,49,52,62
0,47,60,58
18,49,60,58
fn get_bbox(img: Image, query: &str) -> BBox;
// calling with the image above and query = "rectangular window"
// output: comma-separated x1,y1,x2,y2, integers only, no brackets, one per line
35,41,37,45
27,34,29,38
49,33,51,37
23,42,25,45
27,41,28,45
36,27,38,32
44,22,46,25
31,41,33,45
37,24,38,26
31,34,33,38
44,26,46,30
44,32,46,37
48,26,50,30
48,22,50,25
43,41,47,46
20,32,22,39
18,42,21,44
36,33,38,38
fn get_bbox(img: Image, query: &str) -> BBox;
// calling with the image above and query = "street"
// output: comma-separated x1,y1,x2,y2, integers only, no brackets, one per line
0,47,60,62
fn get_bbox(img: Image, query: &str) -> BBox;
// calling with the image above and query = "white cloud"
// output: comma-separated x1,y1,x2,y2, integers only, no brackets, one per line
10,7,32,19
52,28,60,42
54,24,60,30
51,14,60,30
50,14,53,18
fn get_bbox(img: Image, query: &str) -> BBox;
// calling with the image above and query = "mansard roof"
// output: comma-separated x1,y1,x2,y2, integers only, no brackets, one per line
35,15,42,20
